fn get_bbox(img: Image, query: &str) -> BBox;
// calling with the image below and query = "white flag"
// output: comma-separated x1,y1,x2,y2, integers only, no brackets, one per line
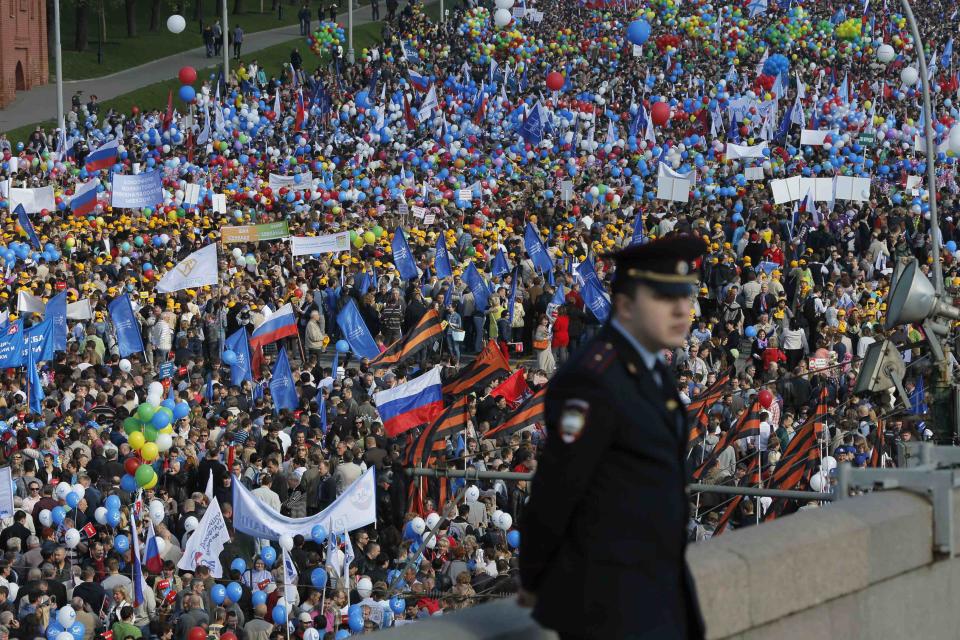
418,85,438,123
155,243,219,293
177,499,231,577
205,469,214,501
282,549,299,605
66,299,93,321
17,290,45,314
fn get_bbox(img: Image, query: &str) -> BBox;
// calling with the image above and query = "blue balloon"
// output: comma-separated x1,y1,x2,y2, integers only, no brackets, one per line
252,590,267,606
947,240,958,253
174,402,190,420
745,325,758,338
311,567,328,588
261,546,277,566
311,524,327,544
335,631,350,640
335,339,350,353
65,492,80,509
46,622,64,640
150,411,171,429
106,509,121,527
348,613,364,632
179,85,197,103
120,474,138,492
507,530,520,549
105,495,121,511
222,350,239,366
347,604,362,619
272,604,287,624
230,558,247,574
211,584,227,605
160,398,176,411
70,620,86,638
226,582,243,603
626,19,650,45
389,595,405,614
114,534,130,553
51,506,66,526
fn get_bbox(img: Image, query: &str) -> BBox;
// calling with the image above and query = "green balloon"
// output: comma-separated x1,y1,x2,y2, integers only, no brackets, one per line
135,464,156,487
137,403,156,422
123,417,142,435
143,426,159,442
159,406,174,420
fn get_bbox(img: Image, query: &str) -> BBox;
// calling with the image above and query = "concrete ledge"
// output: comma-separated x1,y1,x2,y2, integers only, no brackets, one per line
377,600,556,640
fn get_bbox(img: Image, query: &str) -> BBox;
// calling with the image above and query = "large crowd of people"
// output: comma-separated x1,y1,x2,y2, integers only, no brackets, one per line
0,0,953,634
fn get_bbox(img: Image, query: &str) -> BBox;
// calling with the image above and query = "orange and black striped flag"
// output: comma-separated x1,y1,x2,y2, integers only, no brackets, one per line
406,396,471,468
686,371,732,417
442,340,512,397
484,387,546,439
870,419,885,468
767,415,822,491
714,456,760,535
688,407,711,446
691,398,763,481
369,309,444,368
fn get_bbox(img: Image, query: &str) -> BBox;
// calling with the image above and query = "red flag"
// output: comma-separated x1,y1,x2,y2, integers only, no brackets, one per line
251,343,265,380
403,93,417,130
473,96,487,125
294,89,305,132
163,90,174,131
81,522,96,538
186,131,194,164
489,368,531,408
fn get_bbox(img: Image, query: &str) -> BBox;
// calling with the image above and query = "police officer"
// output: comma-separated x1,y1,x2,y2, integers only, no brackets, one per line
519,234,707,639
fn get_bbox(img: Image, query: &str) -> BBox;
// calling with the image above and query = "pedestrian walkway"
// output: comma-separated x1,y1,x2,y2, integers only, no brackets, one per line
0,3,381,132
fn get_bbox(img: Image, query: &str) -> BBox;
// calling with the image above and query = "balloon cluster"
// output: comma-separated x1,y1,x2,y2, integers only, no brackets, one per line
493,0,515,29
178,66,197,103
349,225,385,248
119,382,190,490
307,21,346,56
45,605,87,640
761,53,790,78
835,18,862,41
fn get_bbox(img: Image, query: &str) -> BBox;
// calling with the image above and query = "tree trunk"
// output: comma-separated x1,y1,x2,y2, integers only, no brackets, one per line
149,0,162,31
125,0,136,36
99,0,107,42
232,0,241,15
74,0,89,52
192,0,202,22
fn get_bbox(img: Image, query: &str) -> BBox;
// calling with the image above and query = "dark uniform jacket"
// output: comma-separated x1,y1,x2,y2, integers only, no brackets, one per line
519,323,705,639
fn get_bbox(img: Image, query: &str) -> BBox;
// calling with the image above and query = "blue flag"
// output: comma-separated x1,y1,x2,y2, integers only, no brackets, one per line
581,279,611,323
25,344,43,415
435,236,453,279
24,319,56,363
518,103,544,145
492,249,510,277
524,222,554,274
392,227,419,281
317,392,328,433
45,291,68,353
630,214,645,246
942,38,954,70
15,205,41,250
507,268,519,324
0,320,25,368
910,376,929,415
268,347,299,414
224,328,253,386
463,262,491,312
576,257,602,290
356,271,372,295
331,350,340,382
108,294,145,357
336,298,380,360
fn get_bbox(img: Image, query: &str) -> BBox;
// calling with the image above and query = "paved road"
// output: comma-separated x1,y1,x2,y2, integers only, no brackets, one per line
0,3,381,132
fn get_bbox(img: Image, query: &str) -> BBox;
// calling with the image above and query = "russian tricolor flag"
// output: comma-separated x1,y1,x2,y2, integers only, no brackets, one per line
250,302,298,347
84,139,119,173
373,366,444,437
408,69,431,93
70,179,98,217
144,519,163,574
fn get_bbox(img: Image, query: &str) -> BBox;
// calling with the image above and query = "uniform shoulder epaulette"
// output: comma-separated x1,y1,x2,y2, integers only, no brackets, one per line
580,340,617,375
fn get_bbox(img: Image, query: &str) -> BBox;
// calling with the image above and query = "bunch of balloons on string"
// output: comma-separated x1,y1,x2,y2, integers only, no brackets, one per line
42,602,87,640
307,22,346,56
118,379,191,488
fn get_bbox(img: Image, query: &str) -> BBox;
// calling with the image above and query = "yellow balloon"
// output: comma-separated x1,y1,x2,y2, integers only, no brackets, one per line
128,431,145,450
143,474,158,490
141,442,159,462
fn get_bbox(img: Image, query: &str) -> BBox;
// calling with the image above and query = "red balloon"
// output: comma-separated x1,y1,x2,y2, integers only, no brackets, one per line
546,71,565,92
758,389,774,409
124,458,140,476
221,633,237,640
178,66,198,85
650,102,670,127
188,628,206,640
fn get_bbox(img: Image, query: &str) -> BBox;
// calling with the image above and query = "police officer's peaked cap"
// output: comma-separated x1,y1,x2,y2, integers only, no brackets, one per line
606,234,706,297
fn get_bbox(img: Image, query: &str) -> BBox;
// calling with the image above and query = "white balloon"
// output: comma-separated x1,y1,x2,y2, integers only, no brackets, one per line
57,632,74,640
166,14,186,34
148,381,165,398
279,534,294,552
422,532,437,549
73,483,86,497
156,433,173,452
876,44,895,64
493,7,512,27
425,513,441,530
232,248,244,259
94,507,108,525
410,517,426,535
184,516,199,532
809,471,826,492
822,455,838,472
949,125,960,154
303,630,320,640
464,485,480,503
56,605,77,628
496,513,512,531
149,500,165,524
491,510,504,527
900,66,919,86
64,528,81,549
356,577,373,598
119,358,132,373
54,483,72,502
494,0,514,7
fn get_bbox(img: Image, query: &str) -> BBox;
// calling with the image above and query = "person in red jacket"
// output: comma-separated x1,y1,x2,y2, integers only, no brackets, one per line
551,306,570,367
761,335,788,373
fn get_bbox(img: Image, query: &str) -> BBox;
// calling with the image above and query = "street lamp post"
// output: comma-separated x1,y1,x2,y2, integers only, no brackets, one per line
222,0,230,79
347,0,355,64
53,0,65,135
900,0,942,292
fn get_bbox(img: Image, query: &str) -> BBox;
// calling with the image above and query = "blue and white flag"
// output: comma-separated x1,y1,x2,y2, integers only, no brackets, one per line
463,262,491,312
268,347,299,413
391,227,419,280
0,321,25,368
524,222,554,274
942,38,954,70
25,344,44,415
492,249,511,277
630,214,645,245
336,298,380,360
45,291,67,353
224,328,253,386
518,101,545,145
581,279,611,323
435,236,453,279
748,0,767,17
24,318,56,363
111,172,163,209
108,294,145,357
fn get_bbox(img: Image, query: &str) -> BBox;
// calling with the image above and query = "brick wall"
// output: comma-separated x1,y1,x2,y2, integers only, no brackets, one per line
0,0,49,109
